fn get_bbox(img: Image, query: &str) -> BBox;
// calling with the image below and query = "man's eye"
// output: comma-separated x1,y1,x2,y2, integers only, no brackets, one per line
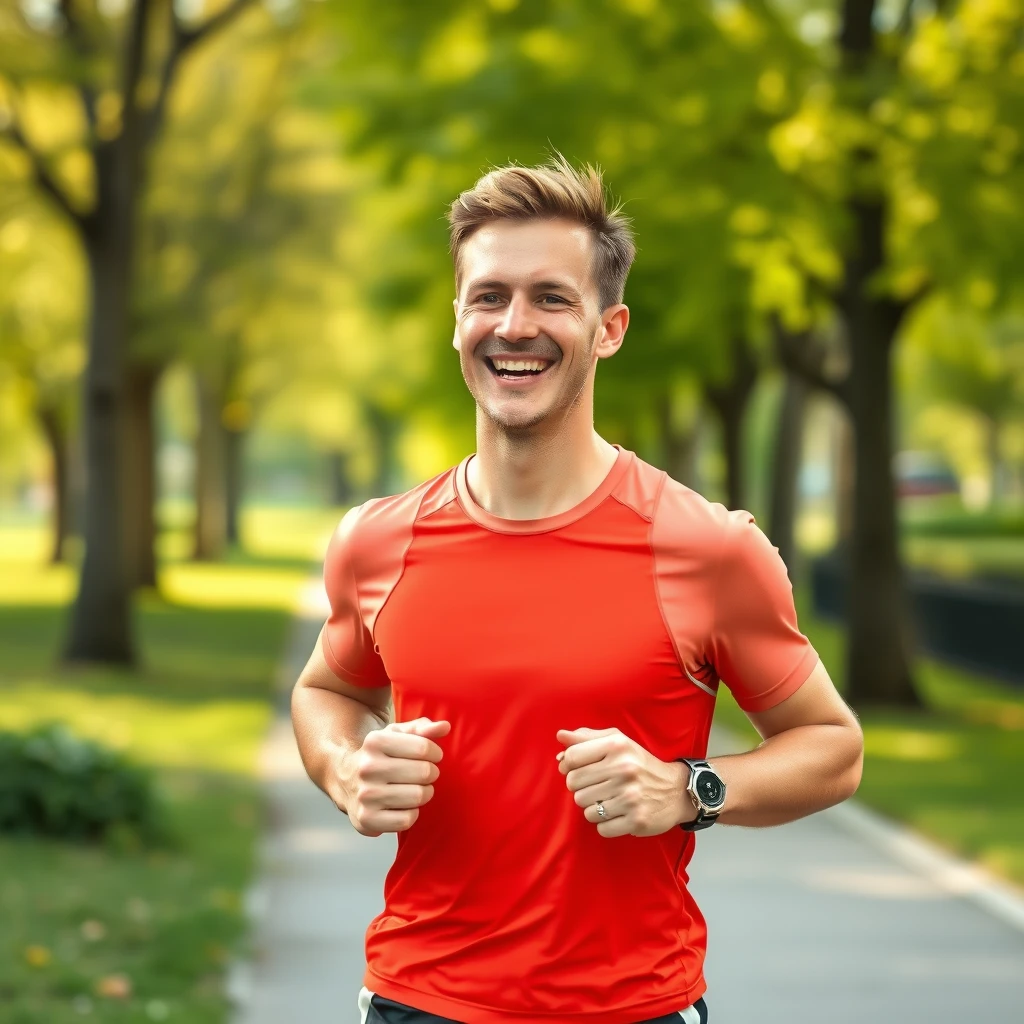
478,294,502,304
541,295,565,305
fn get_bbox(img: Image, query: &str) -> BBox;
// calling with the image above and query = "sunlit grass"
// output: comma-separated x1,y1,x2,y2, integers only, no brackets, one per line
159,564,308,612
0,513,322,1024
795,508,1024,578
903,535,1024,579
713,588,1024,887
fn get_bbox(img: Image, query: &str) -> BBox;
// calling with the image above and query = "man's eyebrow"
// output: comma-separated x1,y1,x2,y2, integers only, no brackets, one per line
465,279,508,291
534,280,581,295
464,278,582,294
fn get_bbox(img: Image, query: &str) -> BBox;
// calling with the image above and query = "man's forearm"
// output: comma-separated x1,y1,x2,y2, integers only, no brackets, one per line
693,722,863,828
291,684,389,814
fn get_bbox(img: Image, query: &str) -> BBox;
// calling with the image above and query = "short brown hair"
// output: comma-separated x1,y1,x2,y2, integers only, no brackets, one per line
448,155,636,310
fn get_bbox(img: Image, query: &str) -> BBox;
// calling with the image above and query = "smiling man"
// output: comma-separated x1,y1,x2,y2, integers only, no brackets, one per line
291,157,864,1024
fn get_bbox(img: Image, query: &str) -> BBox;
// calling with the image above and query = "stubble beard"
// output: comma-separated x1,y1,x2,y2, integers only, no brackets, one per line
466,338,594,439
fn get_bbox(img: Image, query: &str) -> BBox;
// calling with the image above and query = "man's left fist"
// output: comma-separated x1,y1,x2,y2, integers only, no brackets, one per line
556,727,692,838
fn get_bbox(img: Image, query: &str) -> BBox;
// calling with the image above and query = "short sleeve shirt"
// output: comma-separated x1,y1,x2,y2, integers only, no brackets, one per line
322,446,819,1023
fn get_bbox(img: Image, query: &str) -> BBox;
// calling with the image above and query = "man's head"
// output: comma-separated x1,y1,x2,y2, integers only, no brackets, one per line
448,156,635,433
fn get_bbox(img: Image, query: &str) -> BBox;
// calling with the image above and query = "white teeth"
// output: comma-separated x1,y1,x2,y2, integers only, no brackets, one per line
491,359,548,372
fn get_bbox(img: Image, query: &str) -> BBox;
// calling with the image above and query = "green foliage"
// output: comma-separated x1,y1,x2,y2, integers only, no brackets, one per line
0,526,295,1021
0,724,165,848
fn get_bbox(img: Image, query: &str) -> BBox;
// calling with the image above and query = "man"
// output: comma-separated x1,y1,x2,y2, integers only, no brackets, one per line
291,157,864,1024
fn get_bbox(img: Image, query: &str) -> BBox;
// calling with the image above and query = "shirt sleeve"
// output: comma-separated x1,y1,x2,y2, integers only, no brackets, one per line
320,505,390,687
707,511,819,713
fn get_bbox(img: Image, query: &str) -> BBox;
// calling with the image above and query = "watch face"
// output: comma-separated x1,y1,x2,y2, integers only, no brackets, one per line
696,771,725,808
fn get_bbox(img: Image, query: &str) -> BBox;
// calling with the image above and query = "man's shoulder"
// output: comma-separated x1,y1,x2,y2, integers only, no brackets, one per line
330,466,459,559
614,454,769,575
615,453,734,534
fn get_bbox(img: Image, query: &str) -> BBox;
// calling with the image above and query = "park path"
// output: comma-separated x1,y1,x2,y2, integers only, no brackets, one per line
232,584,1024,1024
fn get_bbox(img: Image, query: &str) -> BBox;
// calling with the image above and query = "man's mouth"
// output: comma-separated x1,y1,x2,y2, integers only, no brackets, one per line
485,357,554,380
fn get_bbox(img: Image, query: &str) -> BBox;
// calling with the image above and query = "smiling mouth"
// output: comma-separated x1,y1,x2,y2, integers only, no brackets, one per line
484,357,554,380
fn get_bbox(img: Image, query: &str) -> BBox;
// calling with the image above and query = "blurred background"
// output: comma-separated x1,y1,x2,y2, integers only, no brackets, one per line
0,0,1022,1021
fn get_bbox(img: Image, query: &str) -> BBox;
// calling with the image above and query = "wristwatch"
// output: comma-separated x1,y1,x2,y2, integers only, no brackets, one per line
676,758,727,832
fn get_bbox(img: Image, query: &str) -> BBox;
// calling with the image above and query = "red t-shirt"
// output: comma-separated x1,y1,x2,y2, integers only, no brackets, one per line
322,446,818,1023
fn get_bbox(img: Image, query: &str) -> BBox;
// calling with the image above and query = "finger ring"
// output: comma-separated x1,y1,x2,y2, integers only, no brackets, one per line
596,801,607,819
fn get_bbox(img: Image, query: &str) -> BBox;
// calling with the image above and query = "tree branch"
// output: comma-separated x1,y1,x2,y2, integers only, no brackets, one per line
1,116,86,232
177,0,260,56
772,318,851,407
120,0,153,138
58,0,98,133
144,0,260,144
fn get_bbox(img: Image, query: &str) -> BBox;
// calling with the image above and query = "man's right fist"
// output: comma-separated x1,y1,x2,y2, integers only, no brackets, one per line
340,717,450,837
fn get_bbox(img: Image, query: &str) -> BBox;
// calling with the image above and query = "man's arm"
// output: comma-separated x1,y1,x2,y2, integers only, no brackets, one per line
558,660,863,837
291,627,449,836
291,626,392,815
704,659,864,827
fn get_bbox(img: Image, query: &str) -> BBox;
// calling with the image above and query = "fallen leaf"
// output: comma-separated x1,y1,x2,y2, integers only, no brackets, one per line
95,974,132,999
24,945,51,968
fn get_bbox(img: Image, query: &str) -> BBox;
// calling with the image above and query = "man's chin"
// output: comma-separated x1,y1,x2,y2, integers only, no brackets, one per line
478,400,551,434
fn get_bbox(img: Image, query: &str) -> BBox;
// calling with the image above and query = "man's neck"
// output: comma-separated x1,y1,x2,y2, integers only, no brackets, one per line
467,412,619,521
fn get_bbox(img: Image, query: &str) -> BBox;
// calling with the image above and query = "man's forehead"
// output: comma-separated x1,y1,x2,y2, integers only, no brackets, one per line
460,219,594,289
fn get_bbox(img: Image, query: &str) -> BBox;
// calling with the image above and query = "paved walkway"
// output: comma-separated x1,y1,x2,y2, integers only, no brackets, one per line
234,594,1024,1024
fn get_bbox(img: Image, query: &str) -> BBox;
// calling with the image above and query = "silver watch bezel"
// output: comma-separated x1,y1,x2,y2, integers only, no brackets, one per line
685,759,727,816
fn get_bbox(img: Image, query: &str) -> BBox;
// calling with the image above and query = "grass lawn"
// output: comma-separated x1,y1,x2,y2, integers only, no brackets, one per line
0,508,340,1024
713,590,1024,889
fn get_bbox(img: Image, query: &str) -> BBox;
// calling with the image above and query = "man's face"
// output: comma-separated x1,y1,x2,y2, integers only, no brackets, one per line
453,218,622,433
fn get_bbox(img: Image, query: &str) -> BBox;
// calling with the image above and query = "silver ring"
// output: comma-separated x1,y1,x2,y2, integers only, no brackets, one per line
596,801,607,819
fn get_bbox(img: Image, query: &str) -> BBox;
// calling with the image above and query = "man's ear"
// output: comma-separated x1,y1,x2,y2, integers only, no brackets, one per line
452,297,461,351
595,304,629,360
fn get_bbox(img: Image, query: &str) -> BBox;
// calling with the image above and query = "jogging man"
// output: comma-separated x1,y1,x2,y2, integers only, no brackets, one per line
291,157,864,1024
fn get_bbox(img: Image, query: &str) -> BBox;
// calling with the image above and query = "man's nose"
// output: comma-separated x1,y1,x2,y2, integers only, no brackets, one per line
495,296,540,343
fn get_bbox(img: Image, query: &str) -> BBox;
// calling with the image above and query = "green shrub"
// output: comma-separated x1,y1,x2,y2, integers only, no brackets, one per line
0,723,166,846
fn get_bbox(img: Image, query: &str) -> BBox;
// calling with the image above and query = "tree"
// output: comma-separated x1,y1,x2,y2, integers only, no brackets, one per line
0,0,277,661
741,0,1022,705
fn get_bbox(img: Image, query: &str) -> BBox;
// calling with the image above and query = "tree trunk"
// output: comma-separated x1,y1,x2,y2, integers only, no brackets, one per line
655,389,699,489
63,229,136,664
834,405,855,545
365,402,400,498
122,362,160,589
327,449,353,507
193,374,227,561
831,0,921,707
224,426,246,546
37,405,71,565
705,338,758,511
768,372,807,575
986,417,1003,508
841,200,920,708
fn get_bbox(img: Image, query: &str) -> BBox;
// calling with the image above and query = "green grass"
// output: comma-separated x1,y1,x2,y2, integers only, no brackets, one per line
797,506,1024,579
0,513,325,1024
713,590,1024,888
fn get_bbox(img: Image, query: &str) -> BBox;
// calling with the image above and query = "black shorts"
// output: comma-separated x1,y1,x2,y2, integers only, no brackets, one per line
359,988,710,1024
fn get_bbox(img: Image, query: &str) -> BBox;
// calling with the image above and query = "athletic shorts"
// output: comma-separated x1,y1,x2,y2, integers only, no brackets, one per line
358,987,710,1024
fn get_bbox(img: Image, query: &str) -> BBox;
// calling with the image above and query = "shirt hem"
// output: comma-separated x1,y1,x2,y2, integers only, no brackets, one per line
319,629,389,688
736,647,820,713
364,968,707,1023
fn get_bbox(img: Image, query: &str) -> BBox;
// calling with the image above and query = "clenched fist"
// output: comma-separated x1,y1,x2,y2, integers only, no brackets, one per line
340,717,450,837
556,726,691,838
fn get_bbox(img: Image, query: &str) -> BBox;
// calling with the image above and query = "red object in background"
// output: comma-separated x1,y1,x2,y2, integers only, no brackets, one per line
895,452,960,499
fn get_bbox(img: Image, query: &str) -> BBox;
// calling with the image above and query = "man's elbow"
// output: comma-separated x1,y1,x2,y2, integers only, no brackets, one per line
837,720,865,803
